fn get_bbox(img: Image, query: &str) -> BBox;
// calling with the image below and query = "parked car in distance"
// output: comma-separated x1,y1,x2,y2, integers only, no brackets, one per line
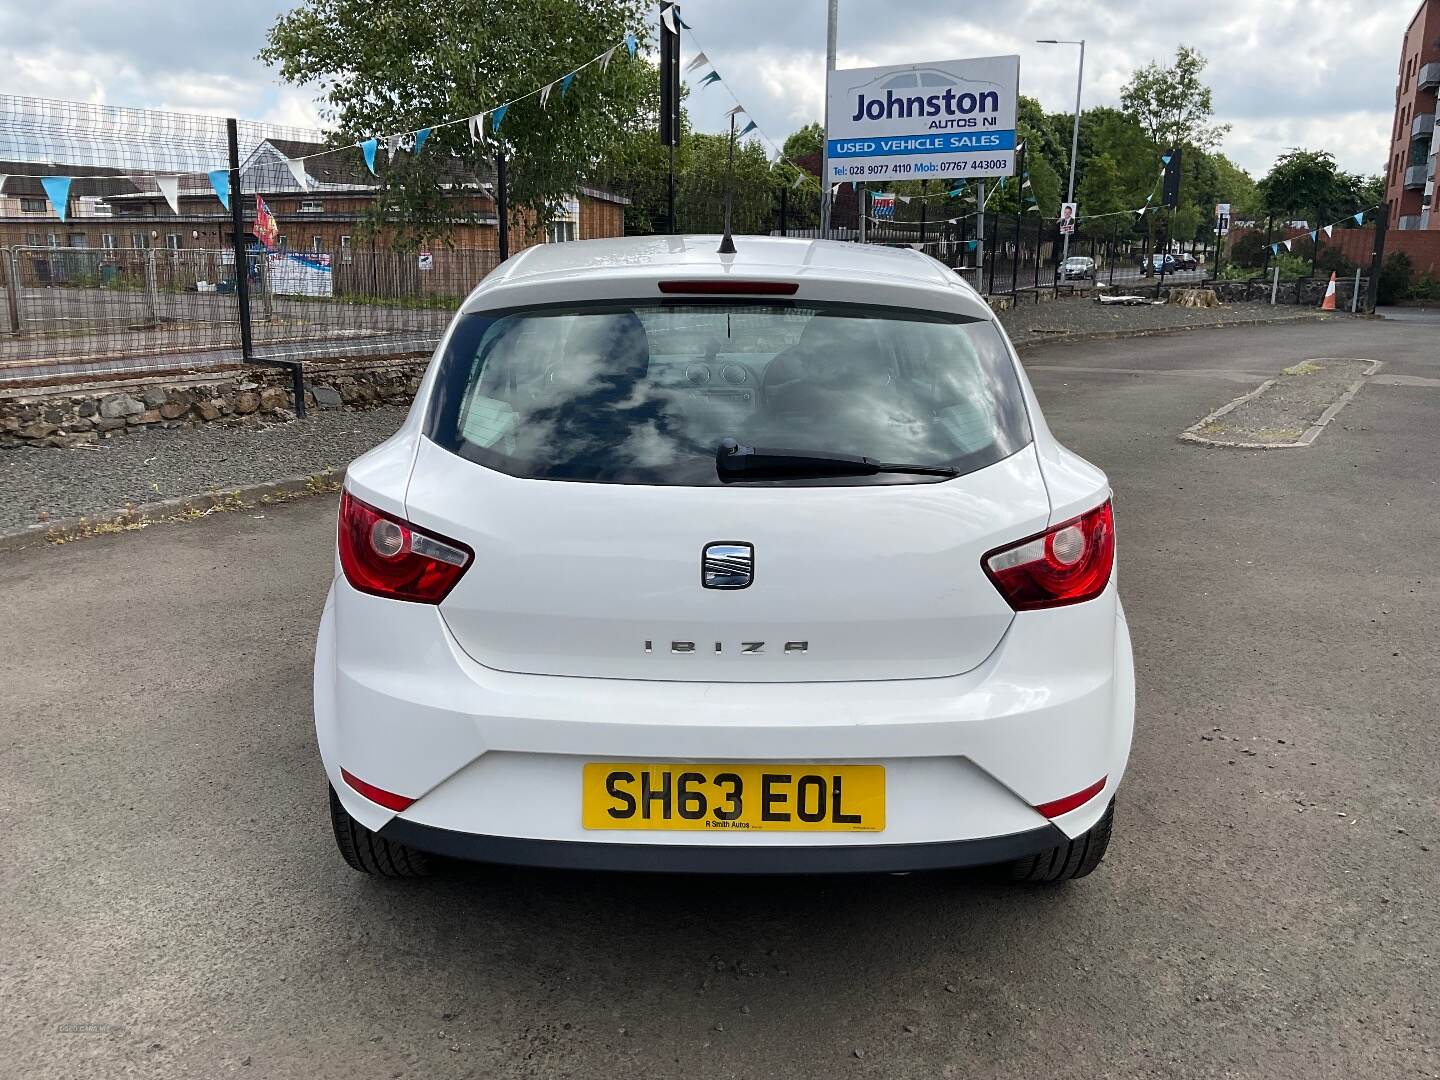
1172,253,1198,271
1060,256,1095,280
1146,254,1177,273
317,234,1134,884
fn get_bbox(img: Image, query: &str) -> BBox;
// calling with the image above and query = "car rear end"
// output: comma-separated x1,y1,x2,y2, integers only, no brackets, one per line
315,236,1133,878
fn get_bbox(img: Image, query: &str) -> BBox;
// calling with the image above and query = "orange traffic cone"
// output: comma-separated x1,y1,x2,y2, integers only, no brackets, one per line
1320,271,1337,311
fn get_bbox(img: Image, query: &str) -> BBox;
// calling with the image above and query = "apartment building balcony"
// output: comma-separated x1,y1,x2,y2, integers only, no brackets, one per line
1403,163,1431,190
1413,111,1437,140
1420,61,1440,92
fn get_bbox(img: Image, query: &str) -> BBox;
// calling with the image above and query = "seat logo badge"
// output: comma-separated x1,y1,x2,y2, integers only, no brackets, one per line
702,541,754,590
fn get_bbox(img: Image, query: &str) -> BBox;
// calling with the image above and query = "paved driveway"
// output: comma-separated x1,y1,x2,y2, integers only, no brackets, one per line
1,317,1436,1079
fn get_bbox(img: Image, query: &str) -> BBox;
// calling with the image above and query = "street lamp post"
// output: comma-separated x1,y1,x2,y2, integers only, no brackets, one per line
1037,38,1085,262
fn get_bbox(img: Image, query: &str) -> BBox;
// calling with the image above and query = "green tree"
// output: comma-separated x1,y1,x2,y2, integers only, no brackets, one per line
260,0,652,246
781,122,825,162
1120,46,1230,151
1258,149,1359,225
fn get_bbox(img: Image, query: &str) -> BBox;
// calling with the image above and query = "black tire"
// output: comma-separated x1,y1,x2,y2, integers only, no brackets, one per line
329,785,433,878
1007,799,1114,884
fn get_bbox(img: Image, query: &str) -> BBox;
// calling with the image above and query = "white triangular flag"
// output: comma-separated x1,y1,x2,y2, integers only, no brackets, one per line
540,82,554,109
1323,224,1333,238
468,113,486,143
684,51,709,73
898,195,911,204
660,5,678,33
724,105,745,118
0,174,8,194
600,45,619,71
387,134,402,162
284,156,309,189
155,174,181,216
1283,239,1293,251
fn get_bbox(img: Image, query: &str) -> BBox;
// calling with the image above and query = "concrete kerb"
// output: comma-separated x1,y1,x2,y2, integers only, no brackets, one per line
1008,312,1336,353
1180,359,1383,449
0,470,342,553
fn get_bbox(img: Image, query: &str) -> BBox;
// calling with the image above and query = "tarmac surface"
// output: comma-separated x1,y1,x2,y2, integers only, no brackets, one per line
1,315,1437,1079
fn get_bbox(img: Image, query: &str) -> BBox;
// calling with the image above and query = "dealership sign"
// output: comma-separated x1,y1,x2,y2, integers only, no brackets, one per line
825,55,1020,183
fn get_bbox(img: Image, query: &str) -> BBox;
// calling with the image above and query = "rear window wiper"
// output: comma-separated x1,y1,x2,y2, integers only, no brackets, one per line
716,437,959,480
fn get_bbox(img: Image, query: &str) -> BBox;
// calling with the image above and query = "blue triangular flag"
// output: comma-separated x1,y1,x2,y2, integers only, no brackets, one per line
40,176,72,221
1353,212,1364,225
1161,153,1172,166
207,169,230,211
414,127,431,155
1309,230,1317,242
624,31,638,57
361,138,379,175
1271,244,1279,254
699,70,721,86
947,184,965,197
560,72,575,96
739,119,757,136
492,104,509,133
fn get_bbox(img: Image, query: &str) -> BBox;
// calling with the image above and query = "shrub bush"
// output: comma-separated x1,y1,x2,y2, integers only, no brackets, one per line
1377,252,1413,305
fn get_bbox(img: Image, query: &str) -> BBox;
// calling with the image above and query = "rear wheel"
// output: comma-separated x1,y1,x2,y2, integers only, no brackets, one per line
329,785,433,878
1007,799,1114,883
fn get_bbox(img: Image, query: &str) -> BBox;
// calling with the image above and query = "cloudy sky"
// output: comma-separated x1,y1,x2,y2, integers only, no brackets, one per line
0,0,1416,178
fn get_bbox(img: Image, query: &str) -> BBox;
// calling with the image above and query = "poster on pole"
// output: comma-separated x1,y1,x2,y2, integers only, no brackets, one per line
1215,203,1232,236
1059,202,1077,234
825,55,1020,184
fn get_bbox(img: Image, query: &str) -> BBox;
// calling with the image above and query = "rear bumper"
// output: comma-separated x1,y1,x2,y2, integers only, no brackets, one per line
316,577,1135,855
379,816,1068,874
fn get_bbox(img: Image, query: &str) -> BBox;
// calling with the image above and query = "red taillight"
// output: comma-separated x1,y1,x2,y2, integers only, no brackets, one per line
340,768,415,812
657,279,799,295
982,501,1115,611
337,491,472,604
1034,778,1107,819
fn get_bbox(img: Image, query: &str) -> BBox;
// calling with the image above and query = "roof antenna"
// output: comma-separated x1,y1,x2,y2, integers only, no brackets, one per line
718,112,737,254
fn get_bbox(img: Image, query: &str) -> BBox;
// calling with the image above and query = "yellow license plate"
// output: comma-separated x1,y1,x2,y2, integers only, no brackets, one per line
581,763,885,833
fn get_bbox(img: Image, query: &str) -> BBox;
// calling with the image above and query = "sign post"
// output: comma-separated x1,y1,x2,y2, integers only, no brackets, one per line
1214,202,1231,278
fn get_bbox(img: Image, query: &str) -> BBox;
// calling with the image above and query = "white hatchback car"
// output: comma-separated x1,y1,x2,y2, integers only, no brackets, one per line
316,235,1134,882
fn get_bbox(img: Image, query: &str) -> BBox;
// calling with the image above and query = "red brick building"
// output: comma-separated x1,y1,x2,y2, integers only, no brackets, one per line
1383,0,1440,230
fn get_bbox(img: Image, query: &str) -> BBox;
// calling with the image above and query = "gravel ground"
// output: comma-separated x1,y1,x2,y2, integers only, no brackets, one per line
0,407,408,532
1189,357,1373,444
999,296,1332,344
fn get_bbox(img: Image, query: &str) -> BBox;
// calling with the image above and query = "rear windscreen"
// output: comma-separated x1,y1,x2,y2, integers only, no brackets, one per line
425,300,1032,486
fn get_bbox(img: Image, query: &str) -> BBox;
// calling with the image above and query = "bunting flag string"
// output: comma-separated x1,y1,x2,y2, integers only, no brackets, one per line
41,175,72,221
1267,205,1380,256
676,21,818,193
284,155,310,189
491,104,509,134
0,29,642,215
155,174,181,216
207,169,230,211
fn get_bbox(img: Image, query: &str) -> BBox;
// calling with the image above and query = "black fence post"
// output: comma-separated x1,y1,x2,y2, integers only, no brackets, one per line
1366,202,1388,314
779,184,788,237
919,179,928,246
496,151,509,261
226,118,254,363
228,117,305,416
